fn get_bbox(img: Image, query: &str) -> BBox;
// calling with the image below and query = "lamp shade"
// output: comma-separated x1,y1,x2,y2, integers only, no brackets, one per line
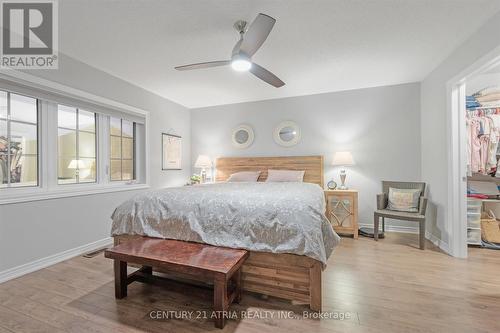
194,155,212,169
332,152,355,166
67,159,87,169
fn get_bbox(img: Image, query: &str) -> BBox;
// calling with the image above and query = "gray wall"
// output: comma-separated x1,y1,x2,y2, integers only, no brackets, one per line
0,54,191,272
191,82,421,229
421,11,500,249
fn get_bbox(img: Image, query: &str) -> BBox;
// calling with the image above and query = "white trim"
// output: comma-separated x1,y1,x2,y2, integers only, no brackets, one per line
359,223,451,253
0,237,112,284
448,82,468,258
145,112,151,185
425,231,450,254
446,44,500,258
0,183,149,205
359,223,418,234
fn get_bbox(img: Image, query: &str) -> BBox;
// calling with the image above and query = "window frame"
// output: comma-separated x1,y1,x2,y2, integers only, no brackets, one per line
109,117,136,182
0,90,40,189
0,72,150,205
57,105,98,185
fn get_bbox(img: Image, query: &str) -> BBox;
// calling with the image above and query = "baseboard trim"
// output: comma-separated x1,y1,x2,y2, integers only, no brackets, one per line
359,223,451,254
358,223,418,234
0,237,112,284
425,231,450,254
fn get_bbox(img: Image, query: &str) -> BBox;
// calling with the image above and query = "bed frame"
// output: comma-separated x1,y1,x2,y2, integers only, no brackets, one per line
215,155,324,188
114,155,325,311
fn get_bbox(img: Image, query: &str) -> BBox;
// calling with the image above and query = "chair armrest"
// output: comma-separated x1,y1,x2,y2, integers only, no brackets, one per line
419,197,428,216
377,193,388,210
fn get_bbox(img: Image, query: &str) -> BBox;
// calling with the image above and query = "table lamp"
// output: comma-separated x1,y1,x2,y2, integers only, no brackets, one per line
194,155,212,183
68,159,88,179
332,152,355,190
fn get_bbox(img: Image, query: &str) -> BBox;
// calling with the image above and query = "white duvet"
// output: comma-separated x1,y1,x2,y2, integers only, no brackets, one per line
111,182,340,265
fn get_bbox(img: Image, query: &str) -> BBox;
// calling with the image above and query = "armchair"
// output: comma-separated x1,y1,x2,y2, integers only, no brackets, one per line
374,181,427,249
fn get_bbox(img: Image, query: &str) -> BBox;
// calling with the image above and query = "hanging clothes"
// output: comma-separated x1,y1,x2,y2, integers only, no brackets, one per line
467,89,500,176
466,108,500,176
466,118,472,176
487,115,500,171
469,117,483,173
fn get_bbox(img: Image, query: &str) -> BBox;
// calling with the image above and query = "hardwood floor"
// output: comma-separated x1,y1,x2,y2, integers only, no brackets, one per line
1,233,499,333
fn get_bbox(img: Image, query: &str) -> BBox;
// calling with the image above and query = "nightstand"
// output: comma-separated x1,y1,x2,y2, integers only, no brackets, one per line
324,189,358,238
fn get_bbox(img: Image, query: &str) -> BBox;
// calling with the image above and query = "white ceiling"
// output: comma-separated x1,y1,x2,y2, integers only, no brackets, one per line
59,0,500,108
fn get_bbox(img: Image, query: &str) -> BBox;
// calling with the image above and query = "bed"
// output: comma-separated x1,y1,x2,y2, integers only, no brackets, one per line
111,155,339,311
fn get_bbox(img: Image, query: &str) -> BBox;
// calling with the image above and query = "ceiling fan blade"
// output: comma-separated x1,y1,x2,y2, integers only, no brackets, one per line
239,13,276,57
175,60,230,71
250,63,285,87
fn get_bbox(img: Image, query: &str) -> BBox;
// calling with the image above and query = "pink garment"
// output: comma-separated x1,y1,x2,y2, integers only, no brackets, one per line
479,135,490,173
478,117,491,174
470,119,481,173
466,118,472,176
486,116,499,171
468,194,489,199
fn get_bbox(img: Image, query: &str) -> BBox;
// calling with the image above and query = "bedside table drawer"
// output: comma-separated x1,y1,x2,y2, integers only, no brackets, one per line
324,190,358,239
327,197,355,228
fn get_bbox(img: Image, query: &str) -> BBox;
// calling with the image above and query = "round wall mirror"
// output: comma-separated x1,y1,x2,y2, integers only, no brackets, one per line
232,124,254,149
273,121,301,147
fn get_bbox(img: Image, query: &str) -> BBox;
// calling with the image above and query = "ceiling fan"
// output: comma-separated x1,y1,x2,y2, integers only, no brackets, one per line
174,13,285,88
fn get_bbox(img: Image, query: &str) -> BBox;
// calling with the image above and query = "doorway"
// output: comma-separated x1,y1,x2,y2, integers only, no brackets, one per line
448,52,500,258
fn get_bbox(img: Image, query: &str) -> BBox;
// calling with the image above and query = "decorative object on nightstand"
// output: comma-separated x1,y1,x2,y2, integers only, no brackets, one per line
324,189,358,238
67,159,90,180
194,155,212,183
327,180,337,190
189,174,201,185
332,152,355,190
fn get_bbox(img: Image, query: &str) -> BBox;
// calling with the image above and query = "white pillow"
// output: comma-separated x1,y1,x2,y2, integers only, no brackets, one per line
227,171,261,182
387,187,421,212
266,169,305,182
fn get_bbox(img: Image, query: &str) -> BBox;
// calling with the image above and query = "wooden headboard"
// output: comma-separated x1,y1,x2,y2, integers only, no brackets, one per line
216,156,324,188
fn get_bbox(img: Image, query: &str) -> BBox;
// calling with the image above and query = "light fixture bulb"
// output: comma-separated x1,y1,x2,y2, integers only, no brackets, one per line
231,59,252,72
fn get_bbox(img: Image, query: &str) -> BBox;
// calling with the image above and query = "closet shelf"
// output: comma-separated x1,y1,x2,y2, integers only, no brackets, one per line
467,104,500,110
472,198,500,202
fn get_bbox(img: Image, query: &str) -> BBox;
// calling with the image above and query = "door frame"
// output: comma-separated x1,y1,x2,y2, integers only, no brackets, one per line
447,45,500,258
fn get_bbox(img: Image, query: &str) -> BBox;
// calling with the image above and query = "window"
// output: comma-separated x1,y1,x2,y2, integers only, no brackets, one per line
57,105,97,184
0,91,38,188
110,117,135,181
0,75,148,204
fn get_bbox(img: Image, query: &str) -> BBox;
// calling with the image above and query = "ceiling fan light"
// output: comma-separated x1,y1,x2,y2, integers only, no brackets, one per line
231,59,252,72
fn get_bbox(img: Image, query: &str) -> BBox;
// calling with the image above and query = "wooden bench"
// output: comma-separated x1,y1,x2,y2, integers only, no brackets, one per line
104,237,249,329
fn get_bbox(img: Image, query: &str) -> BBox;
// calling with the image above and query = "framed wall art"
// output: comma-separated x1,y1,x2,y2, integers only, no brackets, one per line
162,133,182,170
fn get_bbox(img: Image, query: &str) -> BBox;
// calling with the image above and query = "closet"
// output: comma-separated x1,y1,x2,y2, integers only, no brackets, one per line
466,75,500,249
